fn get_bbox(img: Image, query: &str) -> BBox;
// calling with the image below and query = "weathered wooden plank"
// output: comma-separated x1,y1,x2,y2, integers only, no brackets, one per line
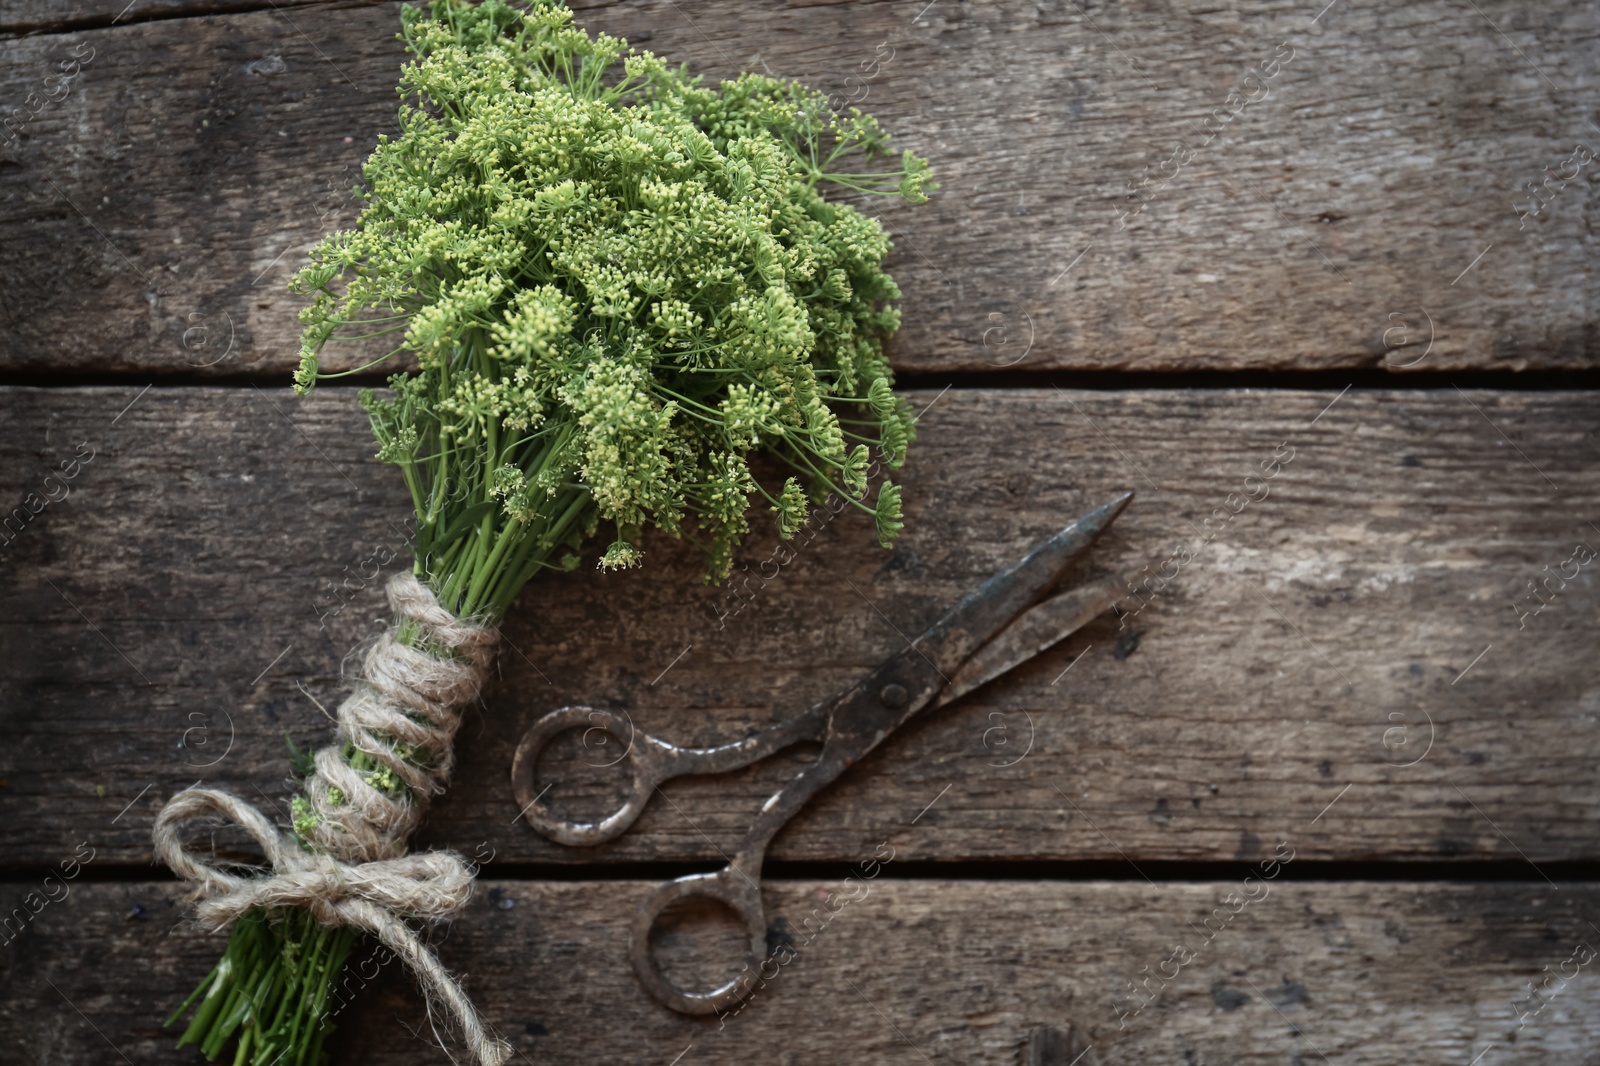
0,0,629,37
2,879,1598,1064
0,0,340,36
1,0,1596,375
1,385,1596,867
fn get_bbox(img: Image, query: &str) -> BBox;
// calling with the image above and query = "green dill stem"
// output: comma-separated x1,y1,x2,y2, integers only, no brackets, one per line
177,953,233,1048
749,478,783,508
261,914,305,1044
492,485,591,608
167,955,223,1029
307,933,356,1056
201,973,249,1057
780,446,874,516
249,966,287,1052
426,424,454,529
462,510,529,616
399,458,426,526
281,925,327,1061
458,338,502,609
305,1021,330,1066
194,918,267,1053
300,930,358,1066
226,936,280,1041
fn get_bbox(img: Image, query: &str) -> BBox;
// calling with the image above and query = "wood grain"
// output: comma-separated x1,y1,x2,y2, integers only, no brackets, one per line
1,385,1596,868
0,0,341,36
2,878,1598,1064
1,0,1596,375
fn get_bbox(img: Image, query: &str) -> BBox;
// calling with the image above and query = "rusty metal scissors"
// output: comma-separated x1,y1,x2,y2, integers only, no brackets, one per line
510,492,1132,1014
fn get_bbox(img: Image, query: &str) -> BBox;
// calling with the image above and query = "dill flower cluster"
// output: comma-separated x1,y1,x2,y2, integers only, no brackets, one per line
291,0,934,619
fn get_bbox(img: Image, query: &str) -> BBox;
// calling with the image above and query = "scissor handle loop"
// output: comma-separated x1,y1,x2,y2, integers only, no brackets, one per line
514,702,833,848
629,866,767,1016
511,705,657,847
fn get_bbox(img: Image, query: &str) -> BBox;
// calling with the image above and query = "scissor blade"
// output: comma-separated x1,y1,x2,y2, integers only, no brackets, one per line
922,492,1133,678
935,574,1125,707
725,492,1133,871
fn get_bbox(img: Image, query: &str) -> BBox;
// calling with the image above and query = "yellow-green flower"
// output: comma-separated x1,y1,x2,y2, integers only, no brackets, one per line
289,0,932,598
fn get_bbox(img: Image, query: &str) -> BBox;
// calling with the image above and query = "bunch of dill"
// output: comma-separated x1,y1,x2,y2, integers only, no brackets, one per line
166,0,931,1061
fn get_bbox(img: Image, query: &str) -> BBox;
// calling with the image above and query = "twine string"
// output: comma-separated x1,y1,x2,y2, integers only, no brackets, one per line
154,574,510,1066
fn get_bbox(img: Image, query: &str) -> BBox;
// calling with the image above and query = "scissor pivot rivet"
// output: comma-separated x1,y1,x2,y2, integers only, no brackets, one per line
879,683,908,708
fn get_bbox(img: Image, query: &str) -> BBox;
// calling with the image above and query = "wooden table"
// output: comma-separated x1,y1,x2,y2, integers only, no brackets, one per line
3,1,1598,1062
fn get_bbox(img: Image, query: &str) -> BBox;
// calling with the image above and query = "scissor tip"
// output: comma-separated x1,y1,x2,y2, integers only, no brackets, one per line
1048,492,1133,548
1084,490,1134,529
1033,492,1134,564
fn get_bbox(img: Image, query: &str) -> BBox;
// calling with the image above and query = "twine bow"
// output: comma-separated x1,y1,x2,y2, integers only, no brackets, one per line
153,574,510,1066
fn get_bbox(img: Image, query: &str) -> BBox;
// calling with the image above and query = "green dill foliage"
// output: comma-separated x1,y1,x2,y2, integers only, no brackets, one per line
291,0,932,620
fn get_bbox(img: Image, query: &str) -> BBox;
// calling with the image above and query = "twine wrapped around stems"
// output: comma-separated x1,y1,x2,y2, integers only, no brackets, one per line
154,574,510,1066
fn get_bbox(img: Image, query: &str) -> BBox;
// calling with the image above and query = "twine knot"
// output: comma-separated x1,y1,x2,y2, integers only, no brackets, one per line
153,574,510,1066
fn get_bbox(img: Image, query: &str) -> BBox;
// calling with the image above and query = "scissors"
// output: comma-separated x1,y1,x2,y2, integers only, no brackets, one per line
510,492,1133,1015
